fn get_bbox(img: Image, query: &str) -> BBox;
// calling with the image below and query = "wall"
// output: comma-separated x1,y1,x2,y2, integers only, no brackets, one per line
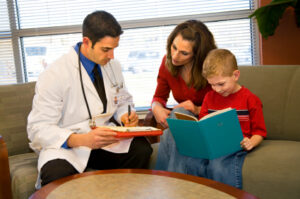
259,0,300,65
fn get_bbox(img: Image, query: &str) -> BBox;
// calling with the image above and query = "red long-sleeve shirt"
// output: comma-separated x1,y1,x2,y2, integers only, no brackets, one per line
199,86,267,138
152,56,211,107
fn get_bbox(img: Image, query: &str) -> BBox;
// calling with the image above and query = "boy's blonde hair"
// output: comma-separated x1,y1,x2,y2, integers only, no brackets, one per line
202,49,238,78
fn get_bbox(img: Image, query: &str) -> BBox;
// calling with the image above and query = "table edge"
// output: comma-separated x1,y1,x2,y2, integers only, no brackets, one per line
30,169,258,199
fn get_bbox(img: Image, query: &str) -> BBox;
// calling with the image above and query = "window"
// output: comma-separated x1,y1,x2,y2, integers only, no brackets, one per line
1,0,258,109
0,0,16,84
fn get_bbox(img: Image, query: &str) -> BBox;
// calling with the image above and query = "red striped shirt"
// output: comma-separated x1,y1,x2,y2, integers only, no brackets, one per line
199,86,267,138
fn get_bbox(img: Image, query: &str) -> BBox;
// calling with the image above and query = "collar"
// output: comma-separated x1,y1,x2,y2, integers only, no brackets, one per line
74,42,102,81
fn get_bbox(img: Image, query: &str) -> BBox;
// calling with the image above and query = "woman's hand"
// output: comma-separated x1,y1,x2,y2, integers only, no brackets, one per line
152,103,171,128
173,100,200,115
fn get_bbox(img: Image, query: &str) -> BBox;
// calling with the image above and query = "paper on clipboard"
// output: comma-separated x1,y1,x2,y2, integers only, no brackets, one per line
98,126,163,138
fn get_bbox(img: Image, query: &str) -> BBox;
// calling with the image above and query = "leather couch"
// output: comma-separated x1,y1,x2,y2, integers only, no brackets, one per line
0,65,300,199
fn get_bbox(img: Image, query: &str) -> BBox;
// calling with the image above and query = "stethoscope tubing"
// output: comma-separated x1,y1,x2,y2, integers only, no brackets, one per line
78,44,93,121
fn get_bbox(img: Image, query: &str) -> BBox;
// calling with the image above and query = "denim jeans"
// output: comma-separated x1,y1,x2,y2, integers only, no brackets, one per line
155,107,247,189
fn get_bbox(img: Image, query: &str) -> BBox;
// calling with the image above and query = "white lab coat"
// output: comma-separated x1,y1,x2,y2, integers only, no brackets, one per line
27,47,134,188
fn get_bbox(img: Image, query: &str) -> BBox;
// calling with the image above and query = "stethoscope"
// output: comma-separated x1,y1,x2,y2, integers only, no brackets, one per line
78,44,123,129
78,44,96,129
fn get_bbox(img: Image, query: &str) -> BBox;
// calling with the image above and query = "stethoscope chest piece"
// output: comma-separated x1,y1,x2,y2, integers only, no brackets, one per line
89,119,96,129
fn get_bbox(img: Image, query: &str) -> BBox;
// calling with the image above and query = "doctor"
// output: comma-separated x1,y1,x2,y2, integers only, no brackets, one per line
27,10,152,188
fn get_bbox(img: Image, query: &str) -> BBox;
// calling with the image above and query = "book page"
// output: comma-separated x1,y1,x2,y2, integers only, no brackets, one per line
98,126,160,132
174,112,198,121
200,107,232,121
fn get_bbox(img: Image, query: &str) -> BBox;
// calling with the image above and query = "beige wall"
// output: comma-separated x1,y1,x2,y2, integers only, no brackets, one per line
259,0,300,65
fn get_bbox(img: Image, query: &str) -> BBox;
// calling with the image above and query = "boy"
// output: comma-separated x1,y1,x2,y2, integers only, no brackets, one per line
199,48,267,188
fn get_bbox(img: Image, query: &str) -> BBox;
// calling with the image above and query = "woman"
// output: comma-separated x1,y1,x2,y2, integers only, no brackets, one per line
152,20,216,127
152,20,216,173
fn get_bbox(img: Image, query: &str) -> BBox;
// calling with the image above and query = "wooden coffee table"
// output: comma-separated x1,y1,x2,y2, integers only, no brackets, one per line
30,169,258,199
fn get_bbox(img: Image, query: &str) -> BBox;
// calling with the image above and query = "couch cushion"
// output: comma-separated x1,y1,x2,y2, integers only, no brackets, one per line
239,65,300,141
148,143,159,169
0,82,36,156
7,144,159,199
9,152,38,199
243,140,300,199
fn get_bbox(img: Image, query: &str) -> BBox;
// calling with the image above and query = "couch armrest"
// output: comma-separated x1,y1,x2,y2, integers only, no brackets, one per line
0,136,13,199
142,111,159,143
143,111,158,128
143,111,172,144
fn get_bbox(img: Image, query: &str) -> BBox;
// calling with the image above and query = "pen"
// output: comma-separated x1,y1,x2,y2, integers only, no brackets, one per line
128,105,131,122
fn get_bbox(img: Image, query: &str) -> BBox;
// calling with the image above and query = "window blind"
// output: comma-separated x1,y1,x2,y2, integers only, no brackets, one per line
0,0,9,31
2,0,258,108
0,0,16,84
16,0,253,28
0,39,16,84
117,19,256,107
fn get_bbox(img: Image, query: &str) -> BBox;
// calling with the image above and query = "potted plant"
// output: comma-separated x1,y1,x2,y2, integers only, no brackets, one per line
249,0,300,38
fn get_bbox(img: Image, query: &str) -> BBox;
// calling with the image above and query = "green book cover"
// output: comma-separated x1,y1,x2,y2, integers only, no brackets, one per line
166,108,243,159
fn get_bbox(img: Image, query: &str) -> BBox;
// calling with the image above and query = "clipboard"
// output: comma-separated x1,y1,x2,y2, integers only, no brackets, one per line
97,126,163,138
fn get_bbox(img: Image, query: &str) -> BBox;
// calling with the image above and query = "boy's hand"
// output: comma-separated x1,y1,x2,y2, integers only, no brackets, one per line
240,137,254,151
240,135,263,151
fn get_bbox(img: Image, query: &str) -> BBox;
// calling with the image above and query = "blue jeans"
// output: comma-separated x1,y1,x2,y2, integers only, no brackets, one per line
155,107,247,189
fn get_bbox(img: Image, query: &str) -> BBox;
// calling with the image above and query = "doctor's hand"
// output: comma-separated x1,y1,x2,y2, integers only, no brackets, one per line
67,127,119,149
121,111,139,127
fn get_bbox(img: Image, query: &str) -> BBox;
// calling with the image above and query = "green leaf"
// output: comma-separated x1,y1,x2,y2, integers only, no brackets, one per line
249,0,297,38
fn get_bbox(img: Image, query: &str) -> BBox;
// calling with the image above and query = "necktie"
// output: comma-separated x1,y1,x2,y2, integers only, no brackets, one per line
92,64,107,113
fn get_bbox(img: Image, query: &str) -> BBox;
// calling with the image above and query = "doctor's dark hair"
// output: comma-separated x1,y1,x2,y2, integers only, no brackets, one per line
82,10,123,48
165,20,217,90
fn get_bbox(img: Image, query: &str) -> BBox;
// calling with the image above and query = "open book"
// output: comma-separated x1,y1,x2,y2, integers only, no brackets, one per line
97,126,163,138
174,107,233,121
167,108,243,159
